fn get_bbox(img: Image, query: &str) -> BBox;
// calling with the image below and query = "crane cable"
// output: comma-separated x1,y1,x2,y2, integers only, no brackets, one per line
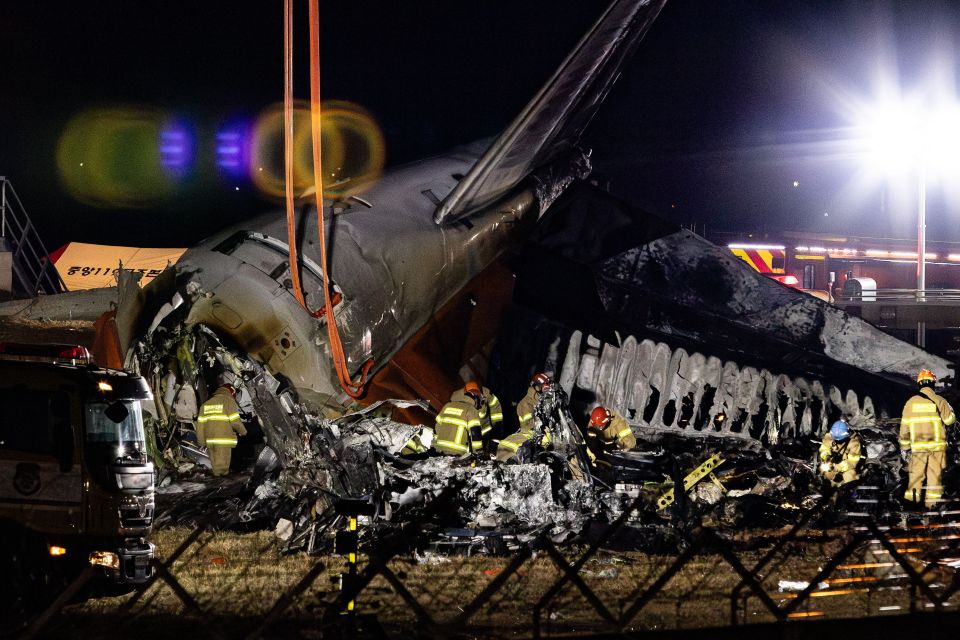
283,0,373,398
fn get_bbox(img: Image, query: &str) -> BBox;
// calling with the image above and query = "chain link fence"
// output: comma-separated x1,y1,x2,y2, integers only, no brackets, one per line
19,485,960,639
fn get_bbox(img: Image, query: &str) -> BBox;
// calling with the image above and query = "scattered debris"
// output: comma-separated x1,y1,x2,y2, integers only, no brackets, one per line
778,580,829,593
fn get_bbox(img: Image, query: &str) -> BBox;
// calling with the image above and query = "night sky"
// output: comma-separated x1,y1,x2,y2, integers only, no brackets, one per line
3,1,960,251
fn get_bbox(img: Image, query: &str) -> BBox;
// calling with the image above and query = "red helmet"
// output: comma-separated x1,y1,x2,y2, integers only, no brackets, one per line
589,406,612,429
221,383,237,397
464,380,482,399
530,372,552,392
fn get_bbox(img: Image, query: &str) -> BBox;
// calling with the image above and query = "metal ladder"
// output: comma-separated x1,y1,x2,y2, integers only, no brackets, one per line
1,177,65,297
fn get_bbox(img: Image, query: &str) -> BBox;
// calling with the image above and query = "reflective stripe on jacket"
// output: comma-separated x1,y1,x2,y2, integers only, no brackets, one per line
819,432,863,473
516,387,538,429
196,388,247,448
434,401,482,454
900,388,956,452
448,387,502,436
496,430,532,462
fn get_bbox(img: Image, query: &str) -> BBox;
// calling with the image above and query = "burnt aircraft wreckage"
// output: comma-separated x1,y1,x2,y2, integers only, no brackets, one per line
44,177,949,550
1,0,953,550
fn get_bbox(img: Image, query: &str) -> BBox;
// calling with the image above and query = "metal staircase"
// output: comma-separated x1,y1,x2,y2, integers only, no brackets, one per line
1,177,65,297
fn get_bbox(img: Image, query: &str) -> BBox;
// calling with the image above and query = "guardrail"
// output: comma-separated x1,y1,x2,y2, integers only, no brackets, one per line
836,289,960,303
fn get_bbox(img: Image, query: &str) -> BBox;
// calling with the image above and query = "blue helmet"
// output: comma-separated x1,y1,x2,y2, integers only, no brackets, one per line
830,420,850,442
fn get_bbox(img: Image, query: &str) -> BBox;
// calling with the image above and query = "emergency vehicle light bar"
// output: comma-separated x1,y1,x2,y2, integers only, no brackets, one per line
0,342,92,365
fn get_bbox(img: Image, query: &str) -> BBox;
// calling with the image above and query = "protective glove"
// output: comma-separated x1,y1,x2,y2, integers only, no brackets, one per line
820,461,833,473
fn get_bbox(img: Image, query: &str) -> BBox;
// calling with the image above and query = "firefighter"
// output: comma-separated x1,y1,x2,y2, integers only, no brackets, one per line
498,373,554,462
516,372,552,429
496,428,552,463
400,427,434,456
434,381,501,456
586,406,637,453
819,419,863,486
900,369,956,508
196,384,247,476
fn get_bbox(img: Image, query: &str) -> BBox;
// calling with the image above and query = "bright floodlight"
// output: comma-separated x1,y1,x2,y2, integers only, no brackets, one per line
860,99,960,176
925,106,960,173
861,101,922,173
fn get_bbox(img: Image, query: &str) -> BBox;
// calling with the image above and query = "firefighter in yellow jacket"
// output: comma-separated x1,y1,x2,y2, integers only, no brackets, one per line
516,372,551,430
197,384,247,476
586,406,637,453
498,373,554,462
434,381,503,456
900,369,956,507
819,419,863,486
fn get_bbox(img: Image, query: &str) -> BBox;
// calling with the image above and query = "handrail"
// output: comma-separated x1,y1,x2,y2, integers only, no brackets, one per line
836,288,960,303
0,177,65,296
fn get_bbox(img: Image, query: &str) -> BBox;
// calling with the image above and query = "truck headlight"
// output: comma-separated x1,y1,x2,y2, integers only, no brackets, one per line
89,550,121,570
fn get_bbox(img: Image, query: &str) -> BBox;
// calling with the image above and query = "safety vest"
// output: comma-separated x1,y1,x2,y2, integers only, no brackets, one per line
483,391,504,435
900,388,956,452
819,433,863,473
516,387,538,430
197,390,245,448
447,387,503,436
496,428,552,462
434,401,483,454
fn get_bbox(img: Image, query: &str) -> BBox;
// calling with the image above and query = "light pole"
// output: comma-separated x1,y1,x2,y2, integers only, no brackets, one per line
858,99,960,347
917,164,926,347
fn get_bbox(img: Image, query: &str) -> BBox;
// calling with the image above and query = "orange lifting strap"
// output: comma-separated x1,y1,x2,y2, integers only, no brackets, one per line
283,0,373,398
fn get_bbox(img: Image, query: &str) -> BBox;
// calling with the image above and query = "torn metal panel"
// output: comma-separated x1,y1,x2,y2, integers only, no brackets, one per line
335,417,430,456
243,368,307,468
386,460,597,536
0,286,116,322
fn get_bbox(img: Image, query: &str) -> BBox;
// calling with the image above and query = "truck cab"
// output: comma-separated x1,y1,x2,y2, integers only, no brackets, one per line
0,346,155,624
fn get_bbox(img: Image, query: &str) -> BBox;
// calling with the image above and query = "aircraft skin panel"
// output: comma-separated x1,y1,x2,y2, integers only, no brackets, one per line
175,149,542,405
594,231,949,382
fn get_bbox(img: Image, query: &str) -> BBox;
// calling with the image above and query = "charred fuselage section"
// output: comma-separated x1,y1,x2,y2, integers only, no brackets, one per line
493,182,947,447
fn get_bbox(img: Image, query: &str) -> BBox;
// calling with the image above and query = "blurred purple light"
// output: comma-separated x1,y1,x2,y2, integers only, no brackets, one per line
158,121,194,177
215,124,251,178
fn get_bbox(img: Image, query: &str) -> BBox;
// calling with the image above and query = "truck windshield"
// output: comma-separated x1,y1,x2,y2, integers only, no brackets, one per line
84,401,146,461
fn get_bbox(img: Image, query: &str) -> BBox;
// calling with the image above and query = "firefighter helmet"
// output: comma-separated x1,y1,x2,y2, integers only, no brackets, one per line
221,383,237,397
830,419,850,442
588,406,612,430
530,372,552,392
917,369,937,386
464,380,482,399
